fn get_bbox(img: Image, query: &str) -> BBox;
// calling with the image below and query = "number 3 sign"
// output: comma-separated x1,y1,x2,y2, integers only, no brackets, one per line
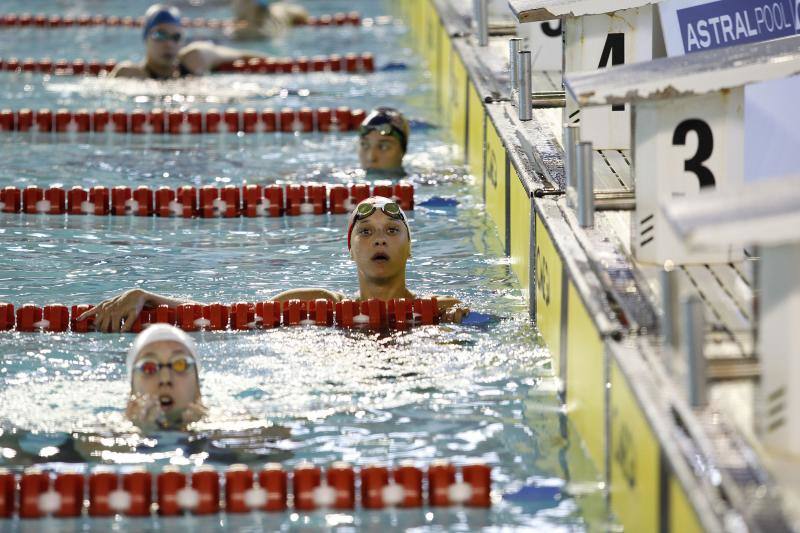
633,90,744,264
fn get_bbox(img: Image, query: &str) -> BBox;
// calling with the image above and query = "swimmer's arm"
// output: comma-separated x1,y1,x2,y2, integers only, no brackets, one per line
271,288,346,303
433,296,470,324
77,289,201,333
108,61,147,79
179,41,267,73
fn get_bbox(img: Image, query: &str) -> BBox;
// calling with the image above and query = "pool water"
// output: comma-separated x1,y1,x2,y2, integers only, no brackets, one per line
0,0,609,530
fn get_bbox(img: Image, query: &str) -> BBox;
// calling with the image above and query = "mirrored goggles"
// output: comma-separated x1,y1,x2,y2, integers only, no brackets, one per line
353,200,405,223
358,123,407,151
149,29,183,43
134,355,196,376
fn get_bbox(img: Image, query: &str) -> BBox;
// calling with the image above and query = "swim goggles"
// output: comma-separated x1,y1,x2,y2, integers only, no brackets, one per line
358,110,408,151
149,29,183,43
347,200,409,249
134,355,196,376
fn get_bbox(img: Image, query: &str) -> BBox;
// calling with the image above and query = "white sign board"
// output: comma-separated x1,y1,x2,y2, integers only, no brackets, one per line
564,6,660,150
634,90,744,264
660,0,800,183
517,19,563,71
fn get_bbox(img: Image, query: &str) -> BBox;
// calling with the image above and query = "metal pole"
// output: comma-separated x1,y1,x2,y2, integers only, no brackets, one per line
684,295,707,407
661,261,679,354
563,123,578,208
576,141,593,227
518,51,532,121
509,38,522,103
475,0,489,46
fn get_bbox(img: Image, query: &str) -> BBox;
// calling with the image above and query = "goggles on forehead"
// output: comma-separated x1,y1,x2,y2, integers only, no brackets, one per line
134,355,196,376
358,111,408,151
149,29,183,43
347,200,409,249
354,200,405,221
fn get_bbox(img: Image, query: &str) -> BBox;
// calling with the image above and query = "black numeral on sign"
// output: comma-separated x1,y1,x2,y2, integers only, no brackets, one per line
541,20,561,37
598,33,625,111
672,119,715,189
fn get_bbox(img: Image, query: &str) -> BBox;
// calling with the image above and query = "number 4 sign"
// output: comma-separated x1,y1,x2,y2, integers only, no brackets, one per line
564,6,662,150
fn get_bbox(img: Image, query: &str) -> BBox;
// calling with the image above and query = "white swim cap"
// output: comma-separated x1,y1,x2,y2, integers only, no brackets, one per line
126,323,199,383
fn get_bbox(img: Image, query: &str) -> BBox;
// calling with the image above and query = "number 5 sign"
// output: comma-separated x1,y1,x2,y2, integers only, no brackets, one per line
633,90,744,264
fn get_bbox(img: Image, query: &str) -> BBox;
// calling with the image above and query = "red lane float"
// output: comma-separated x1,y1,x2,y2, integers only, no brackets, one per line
216,52,374,74
0,182,414,217
0,297,439,333
0,12,364,29
1,52,373,76
0,461,488,519
0,107,369,134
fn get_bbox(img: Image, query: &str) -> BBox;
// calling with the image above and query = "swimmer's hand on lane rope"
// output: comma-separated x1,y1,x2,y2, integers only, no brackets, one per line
125,393,164,432
126,393,207,432
78,288,148,333
439,306,498,327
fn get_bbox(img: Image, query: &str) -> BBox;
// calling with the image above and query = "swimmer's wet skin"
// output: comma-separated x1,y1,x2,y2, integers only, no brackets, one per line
358,107,410,176
230,0,309,41
126,324,207,431
110,3,276,80
77,197,469,332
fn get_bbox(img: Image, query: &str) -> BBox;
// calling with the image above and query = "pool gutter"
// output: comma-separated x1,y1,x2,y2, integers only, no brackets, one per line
396,0,796,530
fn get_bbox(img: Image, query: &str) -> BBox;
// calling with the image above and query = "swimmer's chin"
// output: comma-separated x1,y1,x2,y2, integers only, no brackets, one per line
364,167,407,179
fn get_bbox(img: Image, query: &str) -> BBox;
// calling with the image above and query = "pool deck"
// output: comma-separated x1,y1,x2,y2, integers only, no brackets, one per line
397,0,798,530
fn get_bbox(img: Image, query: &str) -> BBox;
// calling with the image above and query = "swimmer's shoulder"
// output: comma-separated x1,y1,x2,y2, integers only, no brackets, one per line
271,288,347,303
109,61,148,79
269,2,309,25
178,41,218,74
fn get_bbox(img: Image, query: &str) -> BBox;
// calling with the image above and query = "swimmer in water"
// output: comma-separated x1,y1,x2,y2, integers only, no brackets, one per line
229,0,309,41
110,4,271,80
79,197,469,331
125,324,207,430
358,107,410,178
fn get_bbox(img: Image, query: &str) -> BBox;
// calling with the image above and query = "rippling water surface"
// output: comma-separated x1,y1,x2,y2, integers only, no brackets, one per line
0,0,607,529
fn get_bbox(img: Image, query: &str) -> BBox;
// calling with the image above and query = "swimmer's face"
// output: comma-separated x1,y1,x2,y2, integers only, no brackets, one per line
145,23,182,68
350,209,411,281
358,130,405,171
131,340,200,419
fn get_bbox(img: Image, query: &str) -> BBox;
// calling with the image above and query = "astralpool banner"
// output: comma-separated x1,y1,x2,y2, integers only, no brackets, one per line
660,0,800,55
660,0,800,184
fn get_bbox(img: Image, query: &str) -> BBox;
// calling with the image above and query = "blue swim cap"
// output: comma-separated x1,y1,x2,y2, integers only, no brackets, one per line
142,4,182,40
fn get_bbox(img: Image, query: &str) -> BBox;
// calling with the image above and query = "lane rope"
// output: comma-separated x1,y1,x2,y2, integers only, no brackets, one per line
1,297,438,333
0,460,490,519
0,11,373,28
0,182,414,218
0,106,370,134
0,53,375,76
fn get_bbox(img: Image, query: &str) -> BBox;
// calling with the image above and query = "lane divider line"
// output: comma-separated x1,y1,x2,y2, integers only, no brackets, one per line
0,182,414,217
0,53,375,76
1,298,438,333
0,106,369,134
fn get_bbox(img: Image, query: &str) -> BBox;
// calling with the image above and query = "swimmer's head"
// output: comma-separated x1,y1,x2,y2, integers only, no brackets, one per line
127,324,201,420
358,108,409,171
142,5,183,71
347,197,411,281
142,4,183,40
